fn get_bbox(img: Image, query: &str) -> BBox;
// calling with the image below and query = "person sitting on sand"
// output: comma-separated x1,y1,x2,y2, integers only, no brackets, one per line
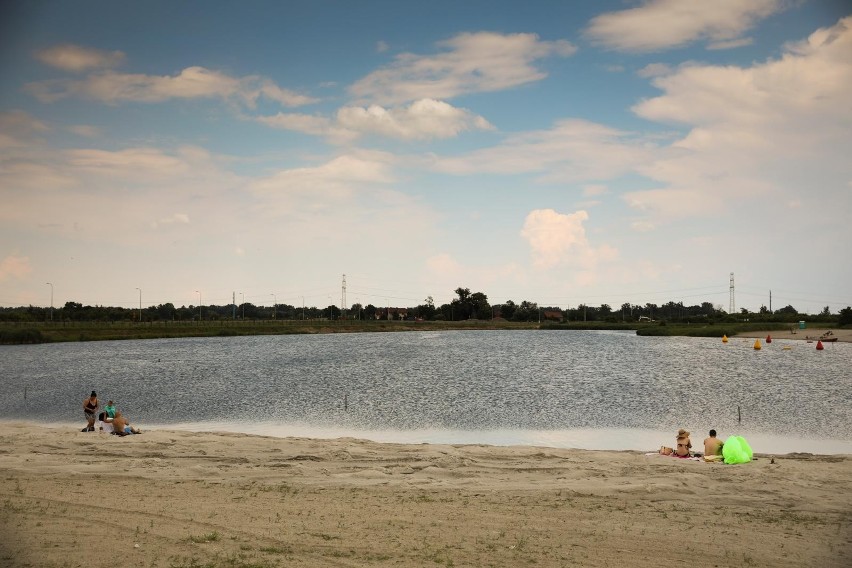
704,429,723,456
104,400,117,421
675,429,692,457
112,411,141,436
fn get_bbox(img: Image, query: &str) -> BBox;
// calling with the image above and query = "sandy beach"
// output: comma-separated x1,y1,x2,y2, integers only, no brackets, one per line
735,327,852,343
0,424,850,567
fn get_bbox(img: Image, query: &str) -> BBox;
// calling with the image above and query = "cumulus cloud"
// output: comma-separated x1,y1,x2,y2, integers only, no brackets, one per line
258,99,493,142
520,209,617,270
625,16,852,219
0,254,32,281
337,99,494,140
585,0,783,52
25,66,317,107
349,31,576,105
35,44,126,71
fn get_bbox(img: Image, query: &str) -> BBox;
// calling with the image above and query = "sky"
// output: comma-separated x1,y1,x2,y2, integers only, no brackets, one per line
1,0,850,314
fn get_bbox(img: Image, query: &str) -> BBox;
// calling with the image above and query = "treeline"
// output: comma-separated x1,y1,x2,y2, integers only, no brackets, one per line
2,287,850,326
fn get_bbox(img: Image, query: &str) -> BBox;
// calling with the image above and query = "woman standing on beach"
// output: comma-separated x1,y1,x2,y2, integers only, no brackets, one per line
82,391,99,432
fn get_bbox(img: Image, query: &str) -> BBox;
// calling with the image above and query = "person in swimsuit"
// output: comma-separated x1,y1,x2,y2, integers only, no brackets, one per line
82,391,99,432
675,428,692,457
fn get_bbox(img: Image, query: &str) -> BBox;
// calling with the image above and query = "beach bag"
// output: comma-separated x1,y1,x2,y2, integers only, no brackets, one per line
722,435,753,464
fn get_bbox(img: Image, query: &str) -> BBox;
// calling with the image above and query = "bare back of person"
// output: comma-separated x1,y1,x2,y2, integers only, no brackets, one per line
704,430,723,456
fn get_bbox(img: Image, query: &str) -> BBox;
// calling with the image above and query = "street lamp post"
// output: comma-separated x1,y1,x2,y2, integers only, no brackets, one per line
46,282,53,321
240,293,244,319
196,290,202,321
271,293,277,319
135,287,142,322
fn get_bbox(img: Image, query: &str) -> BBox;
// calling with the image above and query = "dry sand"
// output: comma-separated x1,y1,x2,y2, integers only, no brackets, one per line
1,424,850,568
735,327,852,343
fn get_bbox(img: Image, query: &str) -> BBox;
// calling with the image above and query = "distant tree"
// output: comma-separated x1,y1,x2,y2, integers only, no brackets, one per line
364,304,377,320
839,306,852,326
820,306,831,317
500,300,516,320
469,292,490,319
415,296,437,320
776,305,798,315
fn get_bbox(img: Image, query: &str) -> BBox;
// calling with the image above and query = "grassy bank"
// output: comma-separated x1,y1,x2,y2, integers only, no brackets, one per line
0,319,541,344
0,319,823,344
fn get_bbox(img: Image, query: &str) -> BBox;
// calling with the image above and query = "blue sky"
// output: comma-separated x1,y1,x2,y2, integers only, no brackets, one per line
1,0,850,313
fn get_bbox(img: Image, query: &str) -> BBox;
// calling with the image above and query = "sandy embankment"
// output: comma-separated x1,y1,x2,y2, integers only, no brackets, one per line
0,424,850,568
735,327,852,343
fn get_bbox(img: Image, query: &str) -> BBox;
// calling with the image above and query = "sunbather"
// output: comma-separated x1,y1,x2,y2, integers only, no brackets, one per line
112,411,141,436
704,429,723,456
675,429,692,457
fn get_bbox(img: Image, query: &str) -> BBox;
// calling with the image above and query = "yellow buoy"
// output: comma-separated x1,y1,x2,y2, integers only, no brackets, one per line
722,334,728,343
782,346,792,350
753,339,762,350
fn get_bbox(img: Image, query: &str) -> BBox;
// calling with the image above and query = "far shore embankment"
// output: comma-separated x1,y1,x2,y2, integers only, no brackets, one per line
1,318,848,344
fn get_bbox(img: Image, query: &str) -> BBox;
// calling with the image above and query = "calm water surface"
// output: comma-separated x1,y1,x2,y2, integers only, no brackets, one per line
1,330,850,453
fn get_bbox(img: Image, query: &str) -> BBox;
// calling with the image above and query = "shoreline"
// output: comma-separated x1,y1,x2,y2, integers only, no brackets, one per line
1,424,850,567
734,327,852,343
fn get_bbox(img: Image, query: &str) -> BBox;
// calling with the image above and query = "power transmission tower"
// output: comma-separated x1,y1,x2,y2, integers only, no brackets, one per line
729,272,735,314
341,274,347,318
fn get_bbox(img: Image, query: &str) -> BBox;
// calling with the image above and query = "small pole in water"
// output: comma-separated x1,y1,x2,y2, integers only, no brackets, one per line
737,405,741,424
24,386,27,400
344,394,348,411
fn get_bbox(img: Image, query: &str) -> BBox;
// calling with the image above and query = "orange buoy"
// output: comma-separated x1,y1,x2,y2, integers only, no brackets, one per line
766,334,772,343
816,340,824,350
753,339,762,350
722,335,728,343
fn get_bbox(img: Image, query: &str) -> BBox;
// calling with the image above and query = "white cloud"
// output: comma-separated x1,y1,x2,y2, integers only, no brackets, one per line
349,31,576,105
337,99,493,140
0,254,32,281
585,0,783,52
35,44,125,71
25,66,317,107
626,16,852,219
258,98,493,142
376,41,390,53
520,209,618,271
434,119,654,183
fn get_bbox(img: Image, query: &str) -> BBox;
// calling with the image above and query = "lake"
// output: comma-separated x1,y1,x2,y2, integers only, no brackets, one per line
1,330,850,453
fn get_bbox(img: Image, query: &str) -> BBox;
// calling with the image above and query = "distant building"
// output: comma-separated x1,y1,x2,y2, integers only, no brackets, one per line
542,310,563,322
